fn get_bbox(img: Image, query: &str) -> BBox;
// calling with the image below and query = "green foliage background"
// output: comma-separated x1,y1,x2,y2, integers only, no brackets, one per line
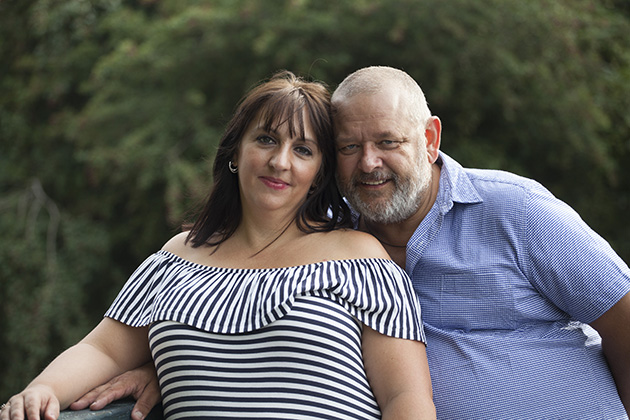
1,0,629,400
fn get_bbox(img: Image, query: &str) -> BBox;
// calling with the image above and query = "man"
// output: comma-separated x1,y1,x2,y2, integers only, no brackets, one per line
331,66,630,419
71,66,630,419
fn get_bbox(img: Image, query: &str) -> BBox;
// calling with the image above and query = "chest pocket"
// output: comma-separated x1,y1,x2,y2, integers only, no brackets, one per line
417,269,520,331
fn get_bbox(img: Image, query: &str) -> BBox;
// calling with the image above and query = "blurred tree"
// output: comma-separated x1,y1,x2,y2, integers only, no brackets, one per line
1,0,629,401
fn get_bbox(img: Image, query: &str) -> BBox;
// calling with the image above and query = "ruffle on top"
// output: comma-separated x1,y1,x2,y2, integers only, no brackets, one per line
105,250,426,342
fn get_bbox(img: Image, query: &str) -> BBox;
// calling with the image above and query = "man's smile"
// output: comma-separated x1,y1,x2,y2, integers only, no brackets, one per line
361,179,388,186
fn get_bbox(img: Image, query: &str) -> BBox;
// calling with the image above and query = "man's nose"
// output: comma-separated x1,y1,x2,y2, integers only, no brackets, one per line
358,145,382,173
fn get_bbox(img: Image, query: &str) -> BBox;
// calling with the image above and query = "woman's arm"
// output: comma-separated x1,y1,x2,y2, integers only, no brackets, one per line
69,362,160,420
2,319,151,420
362,326,436,420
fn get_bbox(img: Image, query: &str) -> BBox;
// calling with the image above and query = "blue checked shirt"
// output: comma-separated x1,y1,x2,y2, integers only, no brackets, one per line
405,152,630,419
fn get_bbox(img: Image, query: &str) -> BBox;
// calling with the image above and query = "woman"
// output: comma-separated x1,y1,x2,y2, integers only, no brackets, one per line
1,71,435,420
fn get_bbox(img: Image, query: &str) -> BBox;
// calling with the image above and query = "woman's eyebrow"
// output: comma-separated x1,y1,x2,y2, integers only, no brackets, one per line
298,136,318,145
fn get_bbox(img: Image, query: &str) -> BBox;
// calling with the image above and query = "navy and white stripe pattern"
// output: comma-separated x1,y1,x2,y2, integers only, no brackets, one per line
106,251,425,419
150,296,380,419
106,251,425,341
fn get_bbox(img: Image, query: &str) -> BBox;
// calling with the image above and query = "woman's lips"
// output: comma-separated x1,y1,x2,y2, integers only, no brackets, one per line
260,176,289,190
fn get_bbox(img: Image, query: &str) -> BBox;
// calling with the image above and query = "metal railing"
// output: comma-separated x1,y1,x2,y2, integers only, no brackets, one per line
59,400,163,420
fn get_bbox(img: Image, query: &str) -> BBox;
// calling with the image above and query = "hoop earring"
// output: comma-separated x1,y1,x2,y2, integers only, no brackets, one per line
228,161,238,174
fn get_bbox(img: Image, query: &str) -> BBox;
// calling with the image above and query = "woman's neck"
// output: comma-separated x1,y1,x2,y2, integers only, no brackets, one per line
238,202,302,245
231,204,305,255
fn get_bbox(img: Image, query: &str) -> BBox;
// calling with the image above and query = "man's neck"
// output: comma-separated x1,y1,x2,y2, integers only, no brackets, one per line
359,163,441,268
360,217,411,269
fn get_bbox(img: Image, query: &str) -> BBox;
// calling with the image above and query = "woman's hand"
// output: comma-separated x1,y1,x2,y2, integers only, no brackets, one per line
1,384,60,420
1,319,152,420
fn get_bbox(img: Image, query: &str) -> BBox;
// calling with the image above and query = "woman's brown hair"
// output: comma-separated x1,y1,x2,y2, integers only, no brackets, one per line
186,70,352,248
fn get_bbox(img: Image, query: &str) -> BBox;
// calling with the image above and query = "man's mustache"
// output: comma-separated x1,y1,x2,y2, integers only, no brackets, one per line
355,171,394,184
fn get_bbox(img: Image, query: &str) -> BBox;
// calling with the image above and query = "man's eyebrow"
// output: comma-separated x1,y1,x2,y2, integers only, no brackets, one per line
336,131,400,142
335,136,354,144
374,130,401,139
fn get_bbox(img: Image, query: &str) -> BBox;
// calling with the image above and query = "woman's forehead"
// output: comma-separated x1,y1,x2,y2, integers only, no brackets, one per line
257,104,310,137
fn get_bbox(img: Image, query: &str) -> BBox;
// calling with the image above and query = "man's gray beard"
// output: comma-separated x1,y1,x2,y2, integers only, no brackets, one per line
338,163,431,225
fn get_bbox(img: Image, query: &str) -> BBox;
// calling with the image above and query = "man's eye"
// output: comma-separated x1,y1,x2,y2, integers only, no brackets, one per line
338,144,358,154
380,140,399,149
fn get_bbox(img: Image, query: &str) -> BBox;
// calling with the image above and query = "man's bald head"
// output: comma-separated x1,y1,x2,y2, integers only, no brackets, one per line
332,66,432,128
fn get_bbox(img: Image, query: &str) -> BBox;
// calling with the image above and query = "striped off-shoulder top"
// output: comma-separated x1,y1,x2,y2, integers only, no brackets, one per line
105,250,425,420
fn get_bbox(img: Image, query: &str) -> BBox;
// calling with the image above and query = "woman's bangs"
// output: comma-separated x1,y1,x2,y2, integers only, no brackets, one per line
259,93,306,140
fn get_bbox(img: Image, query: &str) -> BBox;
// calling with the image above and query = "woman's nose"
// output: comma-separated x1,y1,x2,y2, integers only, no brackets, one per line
269,146,291,170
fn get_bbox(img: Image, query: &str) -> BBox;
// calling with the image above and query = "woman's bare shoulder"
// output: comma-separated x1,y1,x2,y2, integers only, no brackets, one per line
321,228,390,260
161,231,190,254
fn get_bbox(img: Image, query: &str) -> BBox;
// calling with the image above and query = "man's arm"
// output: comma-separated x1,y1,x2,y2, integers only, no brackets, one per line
70,362,160,420
590,291,630,414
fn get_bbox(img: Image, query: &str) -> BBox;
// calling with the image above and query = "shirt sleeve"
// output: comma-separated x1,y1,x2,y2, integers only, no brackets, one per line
525,186,630,323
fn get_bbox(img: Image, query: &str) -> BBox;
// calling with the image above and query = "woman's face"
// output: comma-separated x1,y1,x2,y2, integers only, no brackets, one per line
235,110,323,219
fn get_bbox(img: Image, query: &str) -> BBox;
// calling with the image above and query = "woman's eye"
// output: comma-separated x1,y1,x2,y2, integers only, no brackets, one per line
295,146,313,156
257,135,275,145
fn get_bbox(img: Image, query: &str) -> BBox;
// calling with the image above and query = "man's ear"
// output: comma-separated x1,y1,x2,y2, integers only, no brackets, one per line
424,116,442,163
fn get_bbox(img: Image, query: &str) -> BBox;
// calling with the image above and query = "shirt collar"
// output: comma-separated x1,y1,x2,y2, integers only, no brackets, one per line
436,151,483,214
348,151,483,226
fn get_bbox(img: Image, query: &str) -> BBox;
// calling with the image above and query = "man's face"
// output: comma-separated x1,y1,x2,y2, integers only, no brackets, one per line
334,90,433,224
